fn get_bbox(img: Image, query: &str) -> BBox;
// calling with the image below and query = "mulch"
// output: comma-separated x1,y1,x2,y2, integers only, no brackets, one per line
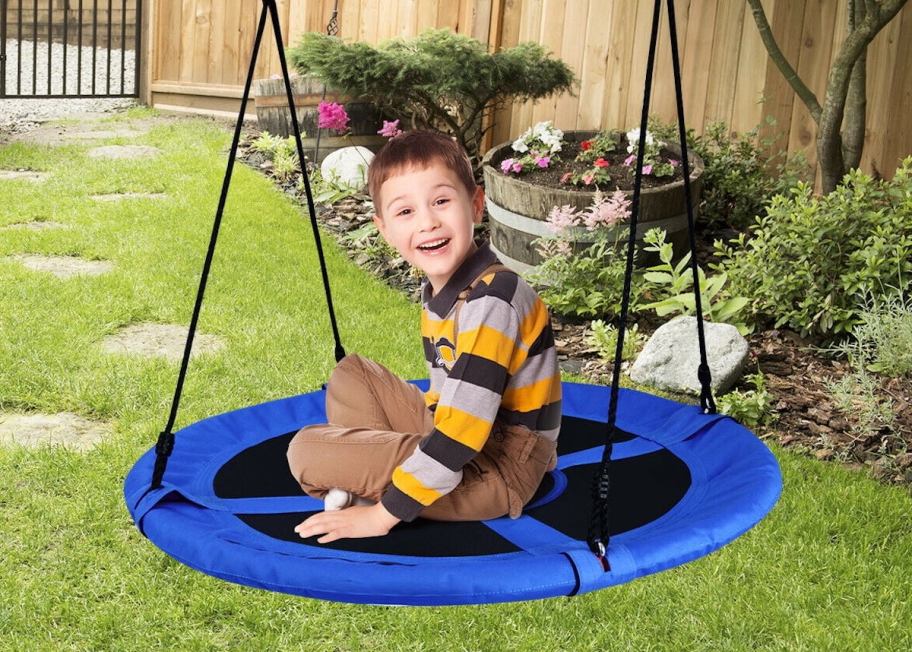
237,133,912,489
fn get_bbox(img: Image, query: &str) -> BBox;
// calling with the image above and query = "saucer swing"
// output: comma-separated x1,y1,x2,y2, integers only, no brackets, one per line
124,0,782,606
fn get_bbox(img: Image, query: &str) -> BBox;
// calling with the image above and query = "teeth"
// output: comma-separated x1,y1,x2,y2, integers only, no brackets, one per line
419,238,449,250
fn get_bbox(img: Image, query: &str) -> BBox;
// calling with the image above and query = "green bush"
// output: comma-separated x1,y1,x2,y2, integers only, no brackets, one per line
650,119,810,230
639,228,751,333
527,236,632,319
716,158,912,337
288,29,574,168
824,294,912,378
717,371,775,428
586,319,645,363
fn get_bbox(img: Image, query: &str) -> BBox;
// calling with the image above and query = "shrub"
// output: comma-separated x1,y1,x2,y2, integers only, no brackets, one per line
650,119,809,230
717,371,775,428
823,294,912,378
716,158,912,337
587,320,645,363
640,228,750,334
527,191,637,319
288,29,574,168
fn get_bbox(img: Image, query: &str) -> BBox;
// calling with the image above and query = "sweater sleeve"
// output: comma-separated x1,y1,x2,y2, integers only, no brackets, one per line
381,292,519,522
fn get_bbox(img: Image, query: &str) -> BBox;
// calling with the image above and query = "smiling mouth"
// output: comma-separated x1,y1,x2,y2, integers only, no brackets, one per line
417,238,450,251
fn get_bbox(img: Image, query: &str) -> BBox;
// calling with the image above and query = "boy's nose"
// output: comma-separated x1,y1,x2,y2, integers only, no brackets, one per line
417,209,441,231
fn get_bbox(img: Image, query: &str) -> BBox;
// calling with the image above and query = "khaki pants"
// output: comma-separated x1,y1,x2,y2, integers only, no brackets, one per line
286,354,557,521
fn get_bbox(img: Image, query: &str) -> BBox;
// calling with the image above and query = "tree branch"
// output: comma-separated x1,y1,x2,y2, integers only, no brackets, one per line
746,0,823,122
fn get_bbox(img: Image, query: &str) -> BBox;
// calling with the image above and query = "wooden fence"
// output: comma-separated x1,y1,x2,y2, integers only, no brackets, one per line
146,0,912,179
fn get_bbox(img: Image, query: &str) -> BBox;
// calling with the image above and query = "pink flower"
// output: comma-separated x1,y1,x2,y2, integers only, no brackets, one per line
669,159,680,167
511,161,524,173
317,101,350,133
624,154,636,167
582,173,595,185
545,204,579,234
377,119,402,138
560,172,573,184
582,190,631,230
500,158,515,174
535,155,551,168
594,157,609,168
642,164,653,175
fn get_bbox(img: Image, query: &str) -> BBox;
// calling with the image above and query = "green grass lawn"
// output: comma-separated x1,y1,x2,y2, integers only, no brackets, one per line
1,108,910,651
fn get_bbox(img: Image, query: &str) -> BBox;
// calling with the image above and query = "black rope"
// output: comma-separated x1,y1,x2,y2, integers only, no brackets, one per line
587,0,718,569
267,0,346,365
586,0,663,568
666,0,716,415
151,0,346,491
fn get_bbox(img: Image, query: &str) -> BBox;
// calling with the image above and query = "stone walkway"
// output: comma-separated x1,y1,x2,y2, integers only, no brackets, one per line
0,110,223,450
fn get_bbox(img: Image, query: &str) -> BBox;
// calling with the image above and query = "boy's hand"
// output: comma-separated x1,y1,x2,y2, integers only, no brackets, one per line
294,502,401,543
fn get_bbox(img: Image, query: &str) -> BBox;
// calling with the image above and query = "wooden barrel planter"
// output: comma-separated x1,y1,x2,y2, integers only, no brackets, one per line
253,74,388,164
481,130,704,274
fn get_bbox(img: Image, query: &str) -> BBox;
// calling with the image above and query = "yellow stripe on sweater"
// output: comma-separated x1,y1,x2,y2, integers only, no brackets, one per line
455,324,516,367
434,404,494,451
518,301,551,348
392,467,443,506
502,374,562,412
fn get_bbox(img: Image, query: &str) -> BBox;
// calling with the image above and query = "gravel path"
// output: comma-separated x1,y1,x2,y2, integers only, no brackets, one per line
0,38,137,136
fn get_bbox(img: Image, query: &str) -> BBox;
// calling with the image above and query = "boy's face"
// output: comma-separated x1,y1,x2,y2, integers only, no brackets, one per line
373,161,484,294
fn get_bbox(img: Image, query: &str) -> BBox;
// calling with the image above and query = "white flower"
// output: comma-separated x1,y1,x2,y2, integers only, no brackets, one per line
512,137,529,153
626,127,656,152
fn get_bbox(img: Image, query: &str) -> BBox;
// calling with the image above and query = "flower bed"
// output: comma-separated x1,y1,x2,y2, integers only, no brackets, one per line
482,128,704,271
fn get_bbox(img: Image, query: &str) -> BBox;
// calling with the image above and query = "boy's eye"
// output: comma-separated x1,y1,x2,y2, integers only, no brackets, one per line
434,198,450,206
396,208,412,217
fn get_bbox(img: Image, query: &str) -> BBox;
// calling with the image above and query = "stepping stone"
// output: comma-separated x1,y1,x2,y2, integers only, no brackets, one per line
101,323,225,361
90,192,167,202
87,145,161,160
1,220,68,231
0,169,49,182
0,412,110,452
9,254,114,279
65,129,148,141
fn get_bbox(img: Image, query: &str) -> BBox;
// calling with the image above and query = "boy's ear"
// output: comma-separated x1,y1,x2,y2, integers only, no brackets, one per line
372,213,385,235
472,187,485,225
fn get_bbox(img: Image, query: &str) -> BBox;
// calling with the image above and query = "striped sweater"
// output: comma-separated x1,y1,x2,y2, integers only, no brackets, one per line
381,242,561,522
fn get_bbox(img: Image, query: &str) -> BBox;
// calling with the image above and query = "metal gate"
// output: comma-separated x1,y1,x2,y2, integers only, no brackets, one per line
0,0,142,98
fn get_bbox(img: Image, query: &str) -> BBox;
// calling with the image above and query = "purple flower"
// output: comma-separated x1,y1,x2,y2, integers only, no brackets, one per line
669,159,680,167
535,156,551,168
317,101,350,133
642,164,653,175
511,161,524,173
624,154,636,167
378,119,403,138
501,158,515,174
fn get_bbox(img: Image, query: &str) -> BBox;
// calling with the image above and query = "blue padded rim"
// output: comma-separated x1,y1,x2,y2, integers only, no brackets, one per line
124,382,782,605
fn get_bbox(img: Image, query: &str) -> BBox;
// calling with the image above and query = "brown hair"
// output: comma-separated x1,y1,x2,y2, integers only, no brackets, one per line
368,130,476,214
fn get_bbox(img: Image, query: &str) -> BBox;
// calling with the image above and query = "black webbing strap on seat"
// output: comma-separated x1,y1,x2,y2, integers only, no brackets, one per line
150,0,345,491
587,0,717,570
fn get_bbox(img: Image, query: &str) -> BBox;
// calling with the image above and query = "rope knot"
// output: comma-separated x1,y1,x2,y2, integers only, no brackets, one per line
155,431,175,457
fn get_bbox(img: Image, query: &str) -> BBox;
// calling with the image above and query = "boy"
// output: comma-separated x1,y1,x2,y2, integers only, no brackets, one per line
288,130,561,543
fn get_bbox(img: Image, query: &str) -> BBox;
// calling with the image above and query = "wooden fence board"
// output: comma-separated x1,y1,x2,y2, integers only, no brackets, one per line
679,0,717,130
598,0,631,131
552,0,589,131
530,0,566,127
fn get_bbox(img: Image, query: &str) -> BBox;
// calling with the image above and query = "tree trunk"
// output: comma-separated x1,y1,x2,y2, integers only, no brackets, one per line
842,0,868,172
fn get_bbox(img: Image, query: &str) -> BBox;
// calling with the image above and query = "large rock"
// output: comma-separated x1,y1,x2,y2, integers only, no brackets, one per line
320,146,374,191
629,315,749,395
